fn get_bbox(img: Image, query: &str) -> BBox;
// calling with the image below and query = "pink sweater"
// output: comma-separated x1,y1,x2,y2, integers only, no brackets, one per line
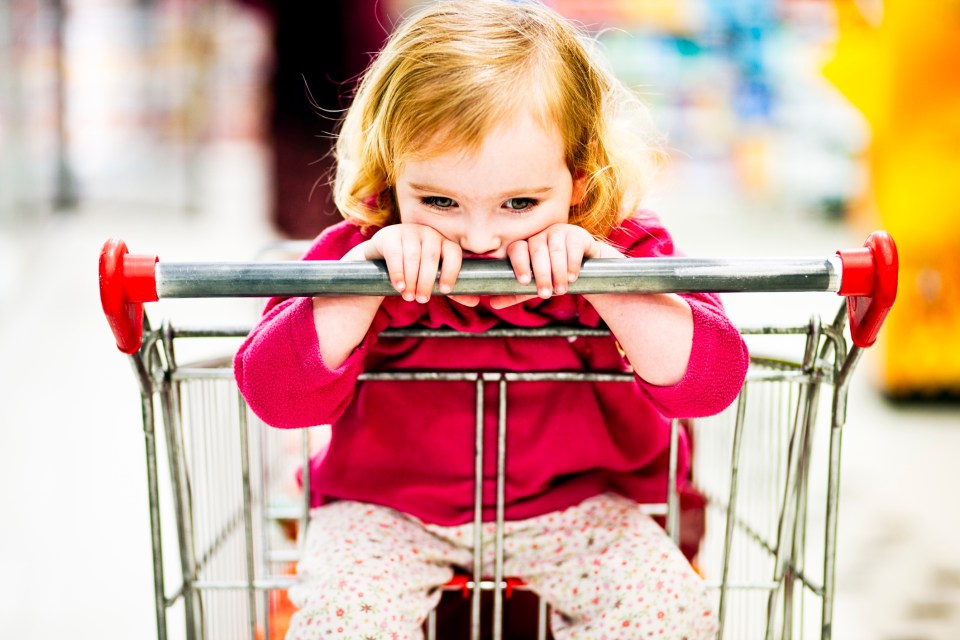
234,213,749,525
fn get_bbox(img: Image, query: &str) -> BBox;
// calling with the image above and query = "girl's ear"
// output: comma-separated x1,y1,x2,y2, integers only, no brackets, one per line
570,170,588,206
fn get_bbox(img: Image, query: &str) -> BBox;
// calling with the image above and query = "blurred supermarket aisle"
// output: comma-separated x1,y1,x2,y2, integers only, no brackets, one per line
2,1,959,638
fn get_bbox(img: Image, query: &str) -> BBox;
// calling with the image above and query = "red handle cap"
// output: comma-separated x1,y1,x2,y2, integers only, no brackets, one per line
99,238,158,354
837,231,898,348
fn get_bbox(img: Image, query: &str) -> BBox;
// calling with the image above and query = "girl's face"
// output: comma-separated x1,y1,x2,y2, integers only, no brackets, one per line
395,110,586,258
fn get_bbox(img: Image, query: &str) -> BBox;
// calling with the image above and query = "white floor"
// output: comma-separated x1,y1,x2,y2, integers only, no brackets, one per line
1,144,959,638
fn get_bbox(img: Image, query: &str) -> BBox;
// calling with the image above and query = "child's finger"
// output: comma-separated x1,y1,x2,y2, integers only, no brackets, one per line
448,294,480,307
547,230,569,294
414,231,442,303
437,239,462,295
377,233,407,295
488,294,538,309
506,240,532,286
400,227,423,301
527,235,553,298
565,233,587,284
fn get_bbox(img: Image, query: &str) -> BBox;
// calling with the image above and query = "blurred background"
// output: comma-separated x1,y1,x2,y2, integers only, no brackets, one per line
1,0,959,637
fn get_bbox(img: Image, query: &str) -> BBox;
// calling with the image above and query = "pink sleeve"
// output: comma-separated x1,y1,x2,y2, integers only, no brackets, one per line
634,295,749,418
611,213,750,418
233,222,378,429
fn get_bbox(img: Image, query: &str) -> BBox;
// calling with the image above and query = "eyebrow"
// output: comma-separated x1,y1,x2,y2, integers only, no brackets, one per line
409,183,554,199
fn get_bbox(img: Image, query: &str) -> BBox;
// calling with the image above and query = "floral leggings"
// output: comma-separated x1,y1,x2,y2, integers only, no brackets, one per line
286,493,717,640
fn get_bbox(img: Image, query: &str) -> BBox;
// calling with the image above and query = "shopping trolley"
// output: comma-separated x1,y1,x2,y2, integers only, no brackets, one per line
99,231,898,640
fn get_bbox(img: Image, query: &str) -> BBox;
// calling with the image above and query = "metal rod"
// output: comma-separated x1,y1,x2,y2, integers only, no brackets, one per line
820,424,844,640
821,339,860,640
833,346,863,426
716,387,748,640
237,394,259,639
168,322,818,342
765,392,800,640
135,350,169,640
266,549,300,563
159,323,200,640
787,380,822,640
300,428,311,566
163,583,185,609
666,418,680,545
194,578,299,590
765,319,822,640
381,327,612,339
493,376,508,640
765,379,820,640
704,581,780,591
471,378,484,640
172,366,811,385
786,318,824,640
258,412,272,640
155,256,843,298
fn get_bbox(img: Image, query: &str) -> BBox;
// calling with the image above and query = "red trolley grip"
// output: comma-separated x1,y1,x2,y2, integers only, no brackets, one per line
99,238,158,354
836,231,898,348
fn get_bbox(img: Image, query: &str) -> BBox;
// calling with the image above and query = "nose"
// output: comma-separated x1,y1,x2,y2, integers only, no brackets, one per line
459,222,501,256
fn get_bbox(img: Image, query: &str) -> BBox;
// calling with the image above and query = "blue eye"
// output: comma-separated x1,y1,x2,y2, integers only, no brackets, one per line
503,198,537,211
422,196,457,209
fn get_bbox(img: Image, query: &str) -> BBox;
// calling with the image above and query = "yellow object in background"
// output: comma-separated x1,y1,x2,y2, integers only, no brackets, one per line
823,0,960,396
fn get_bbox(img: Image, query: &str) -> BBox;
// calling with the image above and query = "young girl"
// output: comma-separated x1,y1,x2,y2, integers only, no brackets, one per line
235,1,749,638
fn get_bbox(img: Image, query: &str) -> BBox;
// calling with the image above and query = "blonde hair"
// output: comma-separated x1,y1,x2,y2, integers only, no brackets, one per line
333,0,663,238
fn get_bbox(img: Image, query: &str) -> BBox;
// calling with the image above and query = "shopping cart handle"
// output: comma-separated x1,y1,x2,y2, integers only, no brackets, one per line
99,238,158,354
836,231,898,348
99,232,898,353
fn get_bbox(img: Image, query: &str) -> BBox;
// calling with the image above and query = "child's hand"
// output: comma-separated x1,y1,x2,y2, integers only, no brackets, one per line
489,223,619,309
359,223,470,304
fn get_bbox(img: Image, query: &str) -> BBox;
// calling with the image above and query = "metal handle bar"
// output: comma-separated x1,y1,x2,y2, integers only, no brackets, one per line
158,256,843,297
99,232,898,354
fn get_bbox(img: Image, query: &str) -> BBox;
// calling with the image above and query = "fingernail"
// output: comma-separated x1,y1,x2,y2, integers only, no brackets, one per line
568,273,577,283
439,284,451,294
395,281,405,292
556,285,566,295
403,292,414,302
518,274,531,284
416,295,429,304
538,288,551,298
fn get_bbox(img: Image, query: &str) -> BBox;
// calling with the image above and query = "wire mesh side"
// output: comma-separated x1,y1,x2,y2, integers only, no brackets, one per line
164,363,309,640
691,352,837,639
